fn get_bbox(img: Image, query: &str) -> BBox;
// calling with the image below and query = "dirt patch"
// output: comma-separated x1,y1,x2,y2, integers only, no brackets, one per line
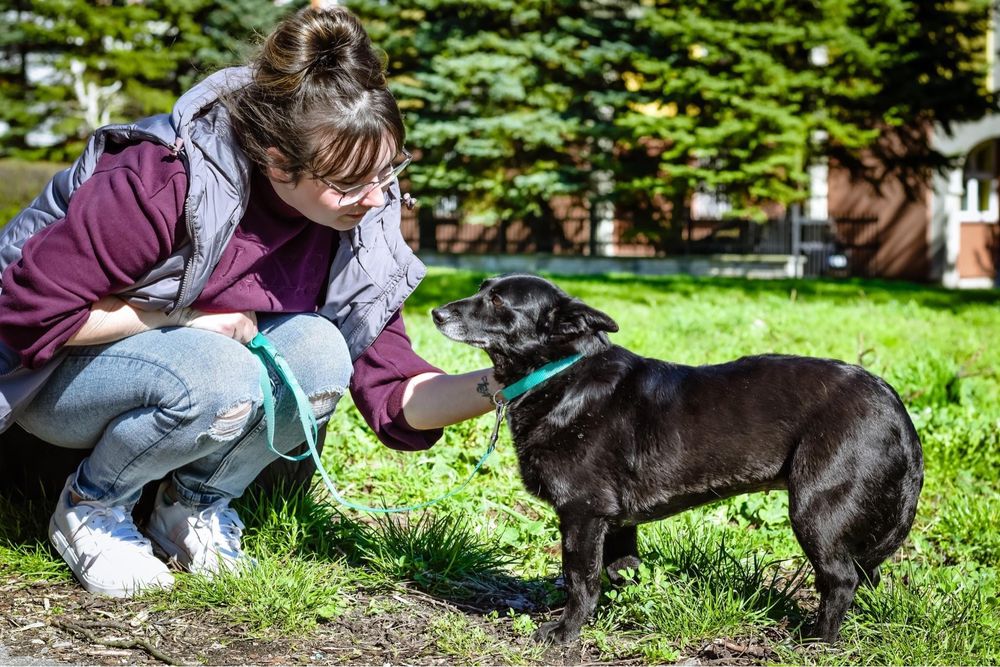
0,575,789,666
0,576,593,665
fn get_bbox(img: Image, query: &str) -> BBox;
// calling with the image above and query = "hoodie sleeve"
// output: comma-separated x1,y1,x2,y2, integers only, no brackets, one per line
0,142,187,368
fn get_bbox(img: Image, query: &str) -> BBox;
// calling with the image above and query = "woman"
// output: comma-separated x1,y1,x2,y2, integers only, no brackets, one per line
0,6,497,597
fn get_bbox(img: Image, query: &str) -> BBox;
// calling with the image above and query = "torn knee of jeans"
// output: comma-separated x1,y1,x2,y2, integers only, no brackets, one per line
208,401,253,441
309,389,343,421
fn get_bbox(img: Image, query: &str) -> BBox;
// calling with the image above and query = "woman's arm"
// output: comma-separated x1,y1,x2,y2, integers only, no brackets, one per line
0,142,188,368
66,296,259,346
401,369,500,430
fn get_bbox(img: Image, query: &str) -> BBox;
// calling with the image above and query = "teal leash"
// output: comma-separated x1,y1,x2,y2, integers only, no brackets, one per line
247,333,503,514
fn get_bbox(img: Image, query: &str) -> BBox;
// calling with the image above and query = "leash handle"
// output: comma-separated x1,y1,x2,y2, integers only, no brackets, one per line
247,332,499,514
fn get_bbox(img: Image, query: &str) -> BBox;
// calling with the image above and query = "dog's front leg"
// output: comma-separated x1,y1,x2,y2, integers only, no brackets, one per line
536,514,607,645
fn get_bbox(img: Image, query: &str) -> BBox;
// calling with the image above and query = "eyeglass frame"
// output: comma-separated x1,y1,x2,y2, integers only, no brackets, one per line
312,148,412,205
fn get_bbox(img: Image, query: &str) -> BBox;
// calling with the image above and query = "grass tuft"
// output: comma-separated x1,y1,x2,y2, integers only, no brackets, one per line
348,511,518,597
168,555,347,636
0,493,67,581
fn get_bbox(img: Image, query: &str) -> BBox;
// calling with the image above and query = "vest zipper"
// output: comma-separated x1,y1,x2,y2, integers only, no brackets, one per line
172,144,198,313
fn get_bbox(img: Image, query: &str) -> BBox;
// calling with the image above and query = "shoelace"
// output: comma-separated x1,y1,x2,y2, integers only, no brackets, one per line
195,501,244,555
72,505,151,552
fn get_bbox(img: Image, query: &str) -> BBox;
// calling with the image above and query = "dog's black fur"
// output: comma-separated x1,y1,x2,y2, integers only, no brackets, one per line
433,274,923,645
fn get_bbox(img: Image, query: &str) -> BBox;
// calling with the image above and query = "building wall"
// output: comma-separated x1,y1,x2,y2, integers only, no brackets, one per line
931,115,1000,287
826,165,931,281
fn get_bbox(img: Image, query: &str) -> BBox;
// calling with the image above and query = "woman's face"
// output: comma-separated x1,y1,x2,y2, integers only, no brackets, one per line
266,138,396,232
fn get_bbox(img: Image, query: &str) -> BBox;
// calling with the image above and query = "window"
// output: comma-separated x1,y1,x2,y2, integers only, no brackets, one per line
961,141,999,222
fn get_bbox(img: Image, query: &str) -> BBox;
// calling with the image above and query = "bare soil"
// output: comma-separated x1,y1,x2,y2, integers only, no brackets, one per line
1,575,784,666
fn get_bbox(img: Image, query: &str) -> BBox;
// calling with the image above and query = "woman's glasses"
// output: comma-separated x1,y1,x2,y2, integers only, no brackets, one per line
314,149,412,206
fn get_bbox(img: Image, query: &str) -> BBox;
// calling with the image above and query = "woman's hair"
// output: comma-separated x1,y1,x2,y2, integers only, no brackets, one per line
221,6,404,184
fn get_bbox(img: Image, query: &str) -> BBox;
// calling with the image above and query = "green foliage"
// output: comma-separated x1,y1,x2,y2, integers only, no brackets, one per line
170,555,347,635
343,512,519,597
346,0,997,244
0,493,68,582
785,565,1000,665
4,0,995,238
2,270,998,663
0,0,298,161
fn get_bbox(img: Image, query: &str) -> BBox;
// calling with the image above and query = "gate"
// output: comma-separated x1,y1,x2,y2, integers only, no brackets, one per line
792,211,881,278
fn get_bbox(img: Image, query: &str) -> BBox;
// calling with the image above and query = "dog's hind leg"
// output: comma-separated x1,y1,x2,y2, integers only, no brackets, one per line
536,514,608,645
786,445,865,642
603,525,640,585
806,553,860,642
856,563,880,589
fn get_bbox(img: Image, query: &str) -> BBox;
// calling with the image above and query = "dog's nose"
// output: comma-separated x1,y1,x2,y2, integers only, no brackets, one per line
431,308,447,325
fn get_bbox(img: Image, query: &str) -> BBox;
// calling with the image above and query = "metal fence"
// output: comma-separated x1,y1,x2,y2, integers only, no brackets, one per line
402,210,881,278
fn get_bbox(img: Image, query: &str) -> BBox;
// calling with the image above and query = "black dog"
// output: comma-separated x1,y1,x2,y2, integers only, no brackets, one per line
433,274,923,644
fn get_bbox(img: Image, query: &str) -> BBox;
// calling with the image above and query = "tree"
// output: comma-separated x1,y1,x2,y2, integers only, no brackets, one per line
0,0,297,161
350,0,639,252
825,0,997,191
351,0,997,249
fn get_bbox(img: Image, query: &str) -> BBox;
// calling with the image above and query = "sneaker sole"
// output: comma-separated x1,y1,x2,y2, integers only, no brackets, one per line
49,516,173,598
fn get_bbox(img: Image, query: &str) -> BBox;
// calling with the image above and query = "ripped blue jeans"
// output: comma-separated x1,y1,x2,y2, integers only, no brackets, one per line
16,313,352,508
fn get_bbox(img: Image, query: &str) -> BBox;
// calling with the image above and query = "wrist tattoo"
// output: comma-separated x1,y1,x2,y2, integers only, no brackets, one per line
476,375,492,400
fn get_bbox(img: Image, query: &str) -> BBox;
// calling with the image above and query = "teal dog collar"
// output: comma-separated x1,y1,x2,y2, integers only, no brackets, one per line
498,353,585,403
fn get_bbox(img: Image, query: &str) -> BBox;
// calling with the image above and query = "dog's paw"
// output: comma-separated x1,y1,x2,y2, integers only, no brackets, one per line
534,620,580,645
605,556,642,586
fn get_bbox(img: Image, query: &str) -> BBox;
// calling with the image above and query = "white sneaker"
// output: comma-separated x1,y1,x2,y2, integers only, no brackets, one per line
146,483,250,576
48,477,174,598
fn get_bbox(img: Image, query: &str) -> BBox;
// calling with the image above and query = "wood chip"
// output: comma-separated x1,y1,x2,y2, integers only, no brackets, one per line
85,648,134,657
11,621,46,633
129,610,150,627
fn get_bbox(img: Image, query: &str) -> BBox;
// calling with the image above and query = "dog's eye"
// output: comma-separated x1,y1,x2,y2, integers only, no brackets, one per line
490,293,504,308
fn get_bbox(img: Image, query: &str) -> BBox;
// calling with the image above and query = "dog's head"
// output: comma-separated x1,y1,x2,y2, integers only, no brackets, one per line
432,274,618,380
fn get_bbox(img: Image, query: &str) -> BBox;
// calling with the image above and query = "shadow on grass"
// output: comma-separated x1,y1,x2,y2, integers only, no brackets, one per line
237,482,819,639
237,482,561,614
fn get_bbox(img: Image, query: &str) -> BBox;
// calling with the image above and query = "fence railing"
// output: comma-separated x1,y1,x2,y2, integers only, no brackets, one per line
401,210,881,278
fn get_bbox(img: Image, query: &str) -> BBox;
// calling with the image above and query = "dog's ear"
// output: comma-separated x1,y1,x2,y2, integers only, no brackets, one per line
549,298,619,340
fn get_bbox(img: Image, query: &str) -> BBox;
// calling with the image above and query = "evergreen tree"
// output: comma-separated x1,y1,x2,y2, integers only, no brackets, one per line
352,0,997,245
352,0,637,252
0,0,296,161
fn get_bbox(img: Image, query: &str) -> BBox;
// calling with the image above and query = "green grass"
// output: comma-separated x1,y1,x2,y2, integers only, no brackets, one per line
0,159,64,224
2,268,999,663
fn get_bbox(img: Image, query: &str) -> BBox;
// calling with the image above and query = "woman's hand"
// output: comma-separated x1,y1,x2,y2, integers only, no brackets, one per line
174,309,259,344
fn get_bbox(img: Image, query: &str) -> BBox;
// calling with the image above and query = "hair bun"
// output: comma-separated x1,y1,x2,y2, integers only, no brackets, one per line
257,6,385,93
222,4,404,185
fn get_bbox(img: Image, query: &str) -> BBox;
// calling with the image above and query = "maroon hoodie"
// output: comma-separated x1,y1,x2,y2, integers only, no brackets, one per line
0,141,442,450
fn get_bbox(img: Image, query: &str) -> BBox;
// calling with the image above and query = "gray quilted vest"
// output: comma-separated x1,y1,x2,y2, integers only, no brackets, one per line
0,67,426,431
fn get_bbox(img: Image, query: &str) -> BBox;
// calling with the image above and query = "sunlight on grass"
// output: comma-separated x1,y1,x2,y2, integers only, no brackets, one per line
0,494,67,582
169,555,347,636
598,518,808,646
4,269,998,664
349,512,518,597
783,565,1000,665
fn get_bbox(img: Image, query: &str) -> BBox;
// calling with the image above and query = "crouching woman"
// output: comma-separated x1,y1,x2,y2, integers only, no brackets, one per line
0,6,496,596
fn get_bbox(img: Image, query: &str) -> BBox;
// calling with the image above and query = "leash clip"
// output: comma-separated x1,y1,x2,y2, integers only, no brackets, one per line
491,388,507,408
487,399,506,454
